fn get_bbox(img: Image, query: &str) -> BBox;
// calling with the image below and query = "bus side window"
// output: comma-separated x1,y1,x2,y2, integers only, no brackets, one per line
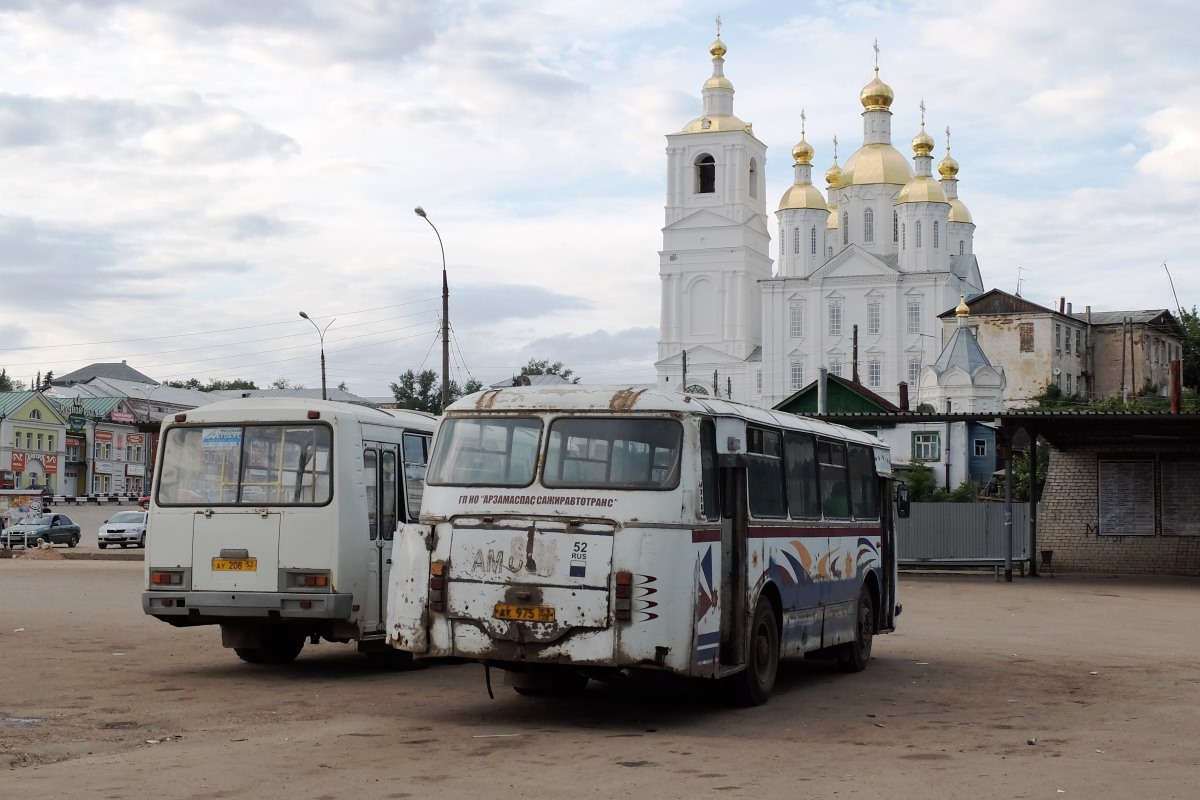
783,432,821,519
747,427,786,519
402,433,428,522
364,448,379,540
381,449,397,540
847,445,880,520
818,440,851,519
700,419,720,521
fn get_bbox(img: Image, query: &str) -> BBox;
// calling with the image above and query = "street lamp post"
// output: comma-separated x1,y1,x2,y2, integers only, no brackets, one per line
414,206,450,410
299,311,336,400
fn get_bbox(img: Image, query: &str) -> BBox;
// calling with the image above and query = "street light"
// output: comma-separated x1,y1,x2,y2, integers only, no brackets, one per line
299,311,336,400
414,206,450,409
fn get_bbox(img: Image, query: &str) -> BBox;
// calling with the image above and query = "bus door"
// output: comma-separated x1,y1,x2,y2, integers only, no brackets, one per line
362,442,400,633
705,418,749,670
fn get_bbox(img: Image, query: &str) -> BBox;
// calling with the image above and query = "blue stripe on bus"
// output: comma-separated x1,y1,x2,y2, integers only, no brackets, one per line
695,631,721,646
694,646,719,663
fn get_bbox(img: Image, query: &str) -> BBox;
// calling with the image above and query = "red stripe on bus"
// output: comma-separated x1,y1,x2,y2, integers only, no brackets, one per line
692,529,721,543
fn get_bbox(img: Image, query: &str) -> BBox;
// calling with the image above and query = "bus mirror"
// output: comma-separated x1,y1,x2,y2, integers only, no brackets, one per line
896,483,910,519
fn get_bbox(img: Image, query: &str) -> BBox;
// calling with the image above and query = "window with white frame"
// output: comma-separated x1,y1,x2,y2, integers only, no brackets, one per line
793,227,800,255
912,431,941,461
828,302,842,337
790,361,805,390
863,207,874,243
867,360,881,388
1066,373,1073,393
48,435,54,451
867,302,881,335
908,358,921,386
810,226,817,255
36,433,43,450
829,359,843,377
915,220,923,248
1065,328,1072,355
789,303,804,338
1055,324,1061,352
973,439,987,457
907,300,921,334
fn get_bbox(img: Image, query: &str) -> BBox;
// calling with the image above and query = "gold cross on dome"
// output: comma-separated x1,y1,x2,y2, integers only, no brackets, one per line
920,99,926,125
945,126,952,151
801,108,806,134
715,15,722,37
873,39,879,68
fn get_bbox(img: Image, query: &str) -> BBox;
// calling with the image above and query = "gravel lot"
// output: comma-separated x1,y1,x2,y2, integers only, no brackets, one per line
2,556,1198,799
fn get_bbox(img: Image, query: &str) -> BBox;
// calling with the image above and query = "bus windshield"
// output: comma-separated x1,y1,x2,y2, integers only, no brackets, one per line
156,423,333,506
427,415,683,491
543,417,682,490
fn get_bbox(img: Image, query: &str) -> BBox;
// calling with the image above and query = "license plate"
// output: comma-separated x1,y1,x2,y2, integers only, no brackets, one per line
212,558,258,571
493,603,555,623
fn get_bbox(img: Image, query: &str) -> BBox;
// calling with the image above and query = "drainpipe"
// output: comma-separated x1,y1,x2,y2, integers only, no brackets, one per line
817,368,828,414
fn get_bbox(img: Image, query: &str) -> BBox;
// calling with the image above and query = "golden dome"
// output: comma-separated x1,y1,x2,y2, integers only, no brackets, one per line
778,184,827,212
839,143,912,187
860,67,894,111
826,206,839,229
702,74,734,90
911,125,935,157
710,37,727,58
938,152,960,179
956,296,970,317
825,161,841,186
897,175,947,204
948,197,973,223
792,136,814,165
680,113,753,134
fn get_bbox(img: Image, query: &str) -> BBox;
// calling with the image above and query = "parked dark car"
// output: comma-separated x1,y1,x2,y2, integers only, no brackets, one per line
2,513,82,548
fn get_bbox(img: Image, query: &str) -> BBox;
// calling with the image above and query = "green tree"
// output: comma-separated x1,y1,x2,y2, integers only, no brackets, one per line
391,370,482,415
898,466,939,502
520,358,580,384
164,378,260,391
0,368,18,392
1179,306,1200,392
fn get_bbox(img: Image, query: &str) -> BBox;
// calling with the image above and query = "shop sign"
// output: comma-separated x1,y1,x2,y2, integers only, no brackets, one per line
95,430,114,442
68,414,87,432
11,452,26,471
95,462,114,474
126,464,145,477
127,433,145,445
110,410,136,423
43,454,58,474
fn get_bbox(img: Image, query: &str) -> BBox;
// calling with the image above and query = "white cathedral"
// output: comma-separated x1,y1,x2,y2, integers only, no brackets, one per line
654,34,986,409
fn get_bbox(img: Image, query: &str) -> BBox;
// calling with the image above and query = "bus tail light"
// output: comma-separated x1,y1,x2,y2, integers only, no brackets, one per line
287,571,331,589
615,570,633,621
429,561,447,612
150,570,183,586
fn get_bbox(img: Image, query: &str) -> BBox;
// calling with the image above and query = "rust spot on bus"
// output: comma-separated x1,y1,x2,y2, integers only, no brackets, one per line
608,388,647,411
474,390,502,410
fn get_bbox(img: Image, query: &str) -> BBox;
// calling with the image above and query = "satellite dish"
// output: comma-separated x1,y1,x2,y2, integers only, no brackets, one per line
1053,368,1061,375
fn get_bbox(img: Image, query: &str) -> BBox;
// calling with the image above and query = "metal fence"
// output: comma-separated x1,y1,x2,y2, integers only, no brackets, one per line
897,502,1030,565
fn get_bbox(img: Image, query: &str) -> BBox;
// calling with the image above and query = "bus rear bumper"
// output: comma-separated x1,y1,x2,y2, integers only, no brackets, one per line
142,591,354,622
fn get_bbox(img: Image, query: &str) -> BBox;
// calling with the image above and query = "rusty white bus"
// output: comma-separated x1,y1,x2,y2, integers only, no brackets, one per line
142,398,434,664
388,386,905,705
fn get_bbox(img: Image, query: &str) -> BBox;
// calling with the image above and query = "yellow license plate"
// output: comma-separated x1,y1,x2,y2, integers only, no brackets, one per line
493,603,555,623
212,558,258,571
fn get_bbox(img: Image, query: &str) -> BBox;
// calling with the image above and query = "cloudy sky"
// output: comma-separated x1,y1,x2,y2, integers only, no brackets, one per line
0,0,1195,397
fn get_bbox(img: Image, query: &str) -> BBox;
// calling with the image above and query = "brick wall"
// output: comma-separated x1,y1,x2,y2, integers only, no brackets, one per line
1039,445,1200,575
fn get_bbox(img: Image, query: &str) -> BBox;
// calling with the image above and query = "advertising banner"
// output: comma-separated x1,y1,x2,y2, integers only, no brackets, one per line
43,454,58,474
11,452,26,471
95,430,114,442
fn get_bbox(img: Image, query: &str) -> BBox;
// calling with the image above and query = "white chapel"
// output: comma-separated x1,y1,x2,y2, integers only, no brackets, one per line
655,33,985,409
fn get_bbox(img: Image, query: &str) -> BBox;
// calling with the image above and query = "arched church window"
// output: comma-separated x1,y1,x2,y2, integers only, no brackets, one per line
915,220,922,248
749,158,759,199
893,210,898,242
695,154,716,194
901,224,906,250
810,226,817,255
863,207,874,243
933,221,939,249
793,227,800,255
842,212,848,245
959,240,964,255
685,384,710,395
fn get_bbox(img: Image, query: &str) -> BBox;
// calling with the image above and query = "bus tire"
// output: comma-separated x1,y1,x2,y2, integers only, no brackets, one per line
258,630,305,664
837,584,875,673
234,647,264,664
728,597,779,707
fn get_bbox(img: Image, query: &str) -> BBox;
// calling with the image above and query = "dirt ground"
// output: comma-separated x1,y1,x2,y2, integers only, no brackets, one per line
1,557,1198,800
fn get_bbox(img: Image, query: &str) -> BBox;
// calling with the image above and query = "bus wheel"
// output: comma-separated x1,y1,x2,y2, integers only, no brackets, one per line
258,630,305,664
837,585,875,673
234,647,264,664
729,597,779,706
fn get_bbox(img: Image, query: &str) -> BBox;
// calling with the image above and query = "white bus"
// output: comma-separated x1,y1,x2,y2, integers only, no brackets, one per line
142,398,434,664
388,386,906,705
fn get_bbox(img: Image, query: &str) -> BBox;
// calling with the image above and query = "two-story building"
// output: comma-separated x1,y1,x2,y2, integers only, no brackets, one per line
0,391,68,494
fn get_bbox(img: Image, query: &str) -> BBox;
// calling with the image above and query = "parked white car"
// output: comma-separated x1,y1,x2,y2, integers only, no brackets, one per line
98,510,148,549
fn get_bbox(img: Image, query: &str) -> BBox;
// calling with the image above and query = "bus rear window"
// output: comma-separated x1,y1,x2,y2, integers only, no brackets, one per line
427,417,542,487
543,418,682,490
156,424,332,506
